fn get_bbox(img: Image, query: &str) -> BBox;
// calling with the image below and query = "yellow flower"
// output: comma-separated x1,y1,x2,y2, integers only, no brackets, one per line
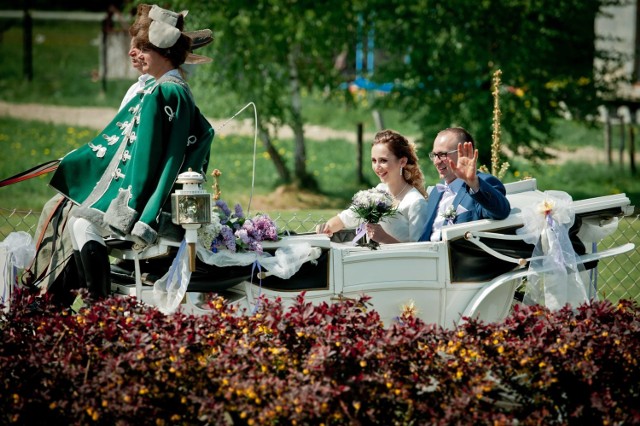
537,199,555,216
401,299,418,317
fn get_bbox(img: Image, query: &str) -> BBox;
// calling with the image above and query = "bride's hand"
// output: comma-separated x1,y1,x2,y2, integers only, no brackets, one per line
316,222,333,237
365,223,385,241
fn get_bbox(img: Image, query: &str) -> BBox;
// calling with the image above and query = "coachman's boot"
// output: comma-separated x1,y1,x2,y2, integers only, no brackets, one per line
48,251,83,307
72,250,85,286
79,241,111,299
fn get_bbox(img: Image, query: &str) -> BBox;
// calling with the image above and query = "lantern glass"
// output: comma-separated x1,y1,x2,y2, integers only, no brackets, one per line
171,193,211,225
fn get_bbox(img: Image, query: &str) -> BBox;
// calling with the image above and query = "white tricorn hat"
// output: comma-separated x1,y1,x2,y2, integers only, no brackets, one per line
148,5,183,49
145,5,213,63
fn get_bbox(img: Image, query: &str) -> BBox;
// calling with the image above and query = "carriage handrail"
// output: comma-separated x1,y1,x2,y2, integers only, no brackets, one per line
463,230,530,266
460,242,636,322
462,226,634,268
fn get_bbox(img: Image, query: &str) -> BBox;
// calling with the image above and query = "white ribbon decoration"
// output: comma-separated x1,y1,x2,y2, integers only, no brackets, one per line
0,232,36,312
153,240,191,315
516,191,589,310
152,241,320,314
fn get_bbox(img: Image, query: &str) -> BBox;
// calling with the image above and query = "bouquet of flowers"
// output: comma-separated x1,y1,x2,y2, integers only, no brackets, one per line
349,188,397,249
198,200,279,254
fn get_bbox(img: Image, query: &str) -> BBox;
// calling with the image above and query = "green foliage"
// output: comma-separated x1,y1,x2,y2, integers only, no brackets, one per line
2,2,631,189
163,0,628,182
550,118,605,149
154,0,367,187
508,159,639,209
361,0,628,165
1,290,639,424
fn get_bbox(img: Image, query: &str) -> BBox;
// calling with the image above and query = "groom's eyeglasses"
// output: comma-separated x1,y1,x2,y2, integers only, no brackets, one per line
428,149,458,161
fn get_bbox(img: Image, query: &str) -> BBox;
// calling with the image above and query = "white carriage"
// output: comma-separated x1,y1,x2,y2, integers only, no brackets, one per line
109,178,635,328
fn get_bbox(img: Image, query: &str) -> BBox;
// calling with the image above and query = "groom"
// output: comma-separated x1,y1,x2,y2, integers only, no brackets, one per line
419,127,511,242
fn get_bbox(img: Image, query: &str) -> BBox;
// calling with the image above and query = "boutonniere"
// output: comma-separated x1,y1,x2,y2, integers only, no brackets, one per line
440,205,468,225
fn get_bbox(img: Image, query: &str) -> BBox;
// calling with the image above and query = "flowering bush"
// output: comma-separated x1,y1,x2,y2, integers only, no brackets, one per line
1,289,639,425
198,200,278,254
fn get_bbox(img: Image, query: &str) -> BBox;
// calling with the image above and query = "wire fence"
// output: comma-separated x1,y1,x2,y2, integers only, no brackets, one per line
1,208,638,304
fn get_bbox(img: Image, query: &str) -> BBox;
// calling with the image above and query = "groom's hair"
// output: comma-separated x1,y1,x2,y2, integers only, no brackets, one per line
440,127,475,149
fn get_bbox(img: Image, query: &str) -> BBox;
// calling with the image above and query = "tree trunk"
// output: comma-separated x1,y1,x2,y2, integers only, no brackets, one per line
257,121,290,183
287,46,316,189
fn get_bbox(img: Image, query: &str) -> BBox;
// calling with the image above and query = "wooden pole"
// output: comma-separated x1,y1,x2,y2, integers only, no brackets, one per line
101,11,113,93
635,1,640,82
604,110,612,166
630,125,637,175
188,242,196,272
619,112,626,166
372,109,384,131
22,4,33,81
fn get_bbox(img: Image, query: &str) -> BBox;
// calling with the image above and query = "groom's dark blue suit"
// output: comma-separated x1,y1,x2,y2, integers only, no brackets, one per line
418,172,511,241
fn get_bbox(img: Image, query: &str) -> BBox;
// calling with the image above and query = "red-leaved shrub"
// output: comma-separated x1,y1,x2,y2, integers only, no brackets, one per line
1,289,639,425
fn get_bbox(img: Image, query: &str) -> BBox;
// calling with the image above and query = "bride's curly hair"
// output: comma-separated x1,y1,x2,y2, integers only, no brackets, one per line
373,129,427,197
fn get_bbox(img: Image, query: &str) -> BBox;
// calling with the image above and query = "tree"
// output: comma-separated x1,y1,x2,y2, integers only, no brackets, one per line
161,0,627,184
362,0,628,166
169,0,363,189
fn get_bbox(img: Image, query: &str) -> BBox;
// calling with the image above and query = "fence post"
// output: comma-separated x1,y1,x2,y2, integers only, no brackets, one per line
372,109,384,131
100,10,114,93
22,4,33,81
357,123,365,184
603,107,613,166
618,106,630,167
630,125,637,175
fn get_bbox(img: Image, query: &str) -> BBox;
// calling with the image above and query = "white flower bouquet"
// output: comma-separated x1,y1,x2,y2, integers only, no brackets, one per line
349,188,397,249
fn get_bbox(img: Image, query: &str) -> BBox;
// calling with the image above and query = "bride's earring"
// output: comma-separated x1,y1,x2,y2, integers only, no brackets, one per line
400,167,403,176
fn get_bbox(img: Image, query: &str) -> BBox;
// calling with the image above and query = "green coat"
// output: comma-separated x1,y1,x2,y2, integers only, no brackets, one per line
50,72,214,245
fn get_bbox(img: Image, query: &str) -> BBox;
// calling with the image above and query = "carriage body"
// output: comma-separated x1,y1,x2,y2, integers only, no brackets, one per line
110,179,635,327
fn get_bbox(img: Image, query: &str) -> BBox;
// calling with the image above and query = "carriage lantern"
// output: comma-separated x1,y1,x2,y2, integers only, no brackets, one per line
171,168,211,271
